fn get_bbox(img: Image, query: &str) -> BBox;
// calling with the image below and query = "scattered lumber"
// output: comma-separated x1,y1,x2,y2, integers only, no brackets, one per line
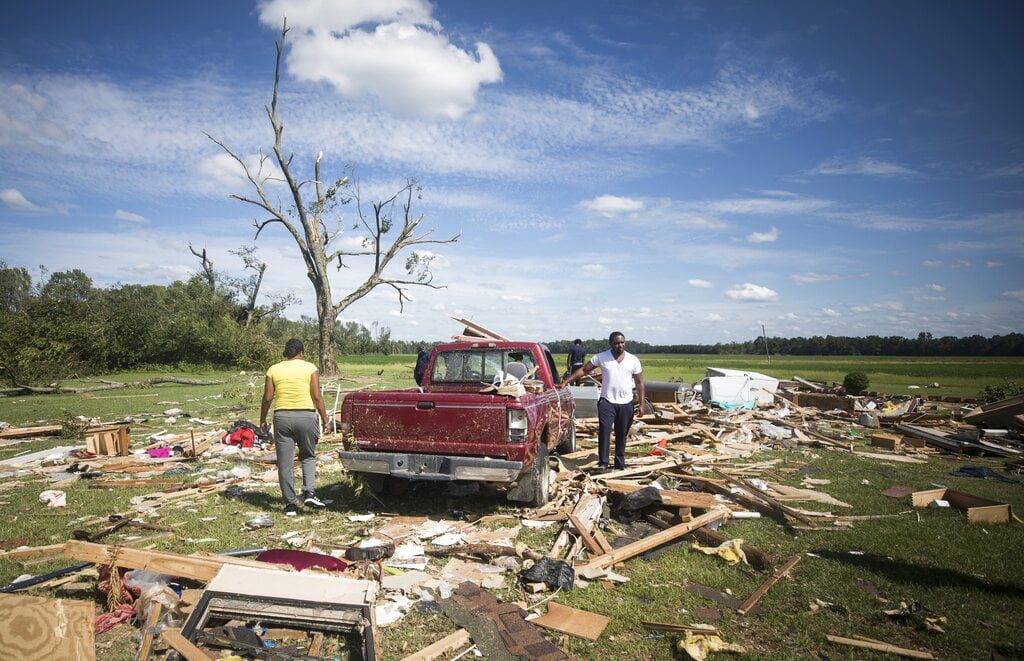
400,629,472,661
63,541,284,582
160,628,209,661
602,482,720,509
712,470,817,528
826,634,935,659
578,508,729,576
737,555,802,615
0,424,63,439
533,602,610,640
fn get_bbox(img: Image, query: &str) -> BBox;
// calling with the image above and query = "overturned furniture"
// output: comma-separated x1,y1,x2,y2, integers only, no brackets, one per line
181,565,378,660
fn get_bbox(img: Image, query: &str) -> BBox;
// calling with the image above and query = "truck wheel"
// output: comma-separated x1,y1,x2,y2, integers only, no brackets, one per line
530,442,550,507
556,415,576,454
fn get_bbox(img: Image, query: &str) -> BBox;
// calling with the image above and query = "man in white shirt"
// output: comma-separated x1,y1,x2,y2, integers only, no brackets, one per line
561,331,644,470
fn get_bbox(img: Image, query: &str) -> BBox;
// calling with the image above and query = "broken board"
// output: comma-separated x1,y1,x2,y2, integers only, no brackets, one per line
533,602,610,641
911,487,1013,524
0,593,95,660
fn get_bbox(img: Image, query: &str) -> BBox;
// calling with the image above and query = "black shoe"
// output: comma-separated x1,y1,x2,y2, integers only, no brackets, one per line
303,493,331,509
344,542,396,562
284,503,299,516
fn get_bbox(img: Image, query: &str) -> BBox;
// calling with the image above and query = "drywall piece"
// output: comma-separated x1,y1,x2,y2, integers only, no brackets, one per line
0,593,95,661
533,602,610,641
911,487,1013,524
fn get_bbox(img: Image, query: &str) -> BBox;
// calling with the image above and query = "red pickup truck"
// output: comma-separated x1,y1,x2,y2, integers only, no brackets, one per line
337,341,575,506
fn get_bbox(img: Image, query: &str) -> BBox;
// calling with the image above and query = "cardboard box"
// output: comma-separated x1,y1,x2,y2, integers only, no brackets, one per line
870,433,902,450
911,487,1013,524
84,425,130,456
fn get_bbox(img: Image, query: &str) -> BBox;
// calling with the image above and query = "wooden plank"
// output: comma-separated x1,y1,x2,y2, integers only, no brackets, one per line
852,451,926,464
0,593,95,660
400,628,472,661
578,508,729,574
64,541,284,582
533,602,610,641
737,555,802,615
712,470,817,528
0,425,62,439
826,634,934,659
602,482,720,509
161,628,211,661
308,632,325,656
0,543,66,561
593,460,679,481
568,514,603,555
135,603,163,661
447,314,511,341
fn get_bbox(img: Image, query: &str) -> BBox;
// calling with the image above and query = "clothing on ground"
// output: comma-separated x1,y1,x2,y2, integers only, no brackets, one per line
590,349,643,405
273,410,320,506
266,359,318,410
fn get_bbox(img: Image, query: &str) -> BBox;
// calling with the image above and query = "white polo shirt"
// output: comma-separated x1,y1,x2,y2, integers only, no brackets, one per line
591,350,643,405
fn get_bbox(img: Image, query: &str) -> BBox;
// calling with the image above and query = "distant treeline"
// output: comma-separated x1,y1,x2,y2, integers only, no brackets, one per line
0,263,417,385
545,332,1024,357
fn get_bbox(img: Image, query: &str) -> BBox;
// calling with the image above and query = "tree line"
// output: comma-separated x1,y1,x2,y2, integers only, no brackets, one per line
544,332,1024,357
0,262,409,386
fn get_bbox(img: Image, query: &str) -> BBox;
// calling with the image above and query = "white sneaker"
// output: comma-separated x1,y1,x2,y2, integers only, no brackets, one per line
303,494,331,509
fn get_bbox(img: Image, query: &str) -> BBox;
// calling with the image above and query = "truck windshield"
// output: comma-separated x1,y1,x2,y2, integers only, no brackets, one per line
431,349,537,384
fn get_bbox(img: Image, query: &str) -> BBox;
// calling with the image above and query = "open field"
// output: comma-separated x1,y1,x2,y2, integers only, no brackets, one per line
0,356,1022,659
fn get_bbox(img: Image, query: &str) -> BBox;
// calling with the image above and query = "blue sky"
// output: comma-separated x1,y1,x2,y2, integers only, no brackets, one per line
1,0,1022,343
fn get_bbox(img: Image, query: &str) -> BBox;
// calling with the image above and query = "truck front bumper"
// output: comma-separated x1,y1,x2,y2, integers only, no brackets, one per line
338,451,523,483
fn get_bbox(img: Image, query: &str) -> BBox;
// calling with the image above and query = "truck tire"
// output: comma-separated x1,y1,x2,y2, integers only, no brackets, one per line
556,415,576,455
530,442,550,507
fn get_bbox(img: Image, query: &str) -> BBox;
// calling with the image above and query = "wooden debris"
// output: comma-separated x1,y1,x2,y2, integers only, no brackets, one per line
160,628,209,661
578,508,729,575
0,593,95,660
738,555,802,615
136,603,162,661
533,602,610,641
826,634,935,659
64,541,284,582
400,629,472,661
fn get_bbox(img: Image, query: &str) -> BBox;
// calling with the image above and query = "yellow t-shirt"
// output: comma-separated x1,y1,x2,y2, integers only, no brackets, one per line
266,360,318,411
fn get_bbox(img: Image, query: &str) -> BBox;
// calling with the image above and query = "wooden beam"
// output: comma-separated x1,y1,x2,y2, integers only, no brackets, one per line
135,603,162,661
568,514,603,555
400,629,472,661
712,470,817,528
826,634,934,659
161,628,211,661
602,482,720,509
64,541,283,582
578,508,729,574
0,543,65,561
737,555,802,615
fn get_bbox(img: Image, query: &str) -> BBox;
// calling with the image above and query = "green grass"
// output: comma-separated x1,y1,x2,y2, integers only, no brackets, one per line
1,356,1023,659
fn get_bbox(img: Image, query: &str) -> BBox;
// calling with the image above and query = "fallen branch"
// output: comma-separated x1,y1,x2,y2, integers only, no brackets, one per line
6,376,225,396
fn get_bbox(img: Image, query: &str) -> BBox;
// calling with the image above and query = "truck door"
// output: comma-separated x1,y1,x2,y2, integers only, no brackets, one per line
542,348,565,441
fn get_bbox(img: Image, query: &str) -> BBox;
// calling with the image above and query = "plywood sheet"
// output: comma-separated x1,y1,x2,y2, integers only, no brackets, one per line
533,602,610,641
0,594,95,661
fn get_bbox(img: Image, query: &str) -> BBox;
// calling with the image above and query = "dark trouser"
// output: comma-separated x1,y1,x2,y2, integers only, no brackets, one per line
597,398,633,469
273,410,320,505
570,363,584,384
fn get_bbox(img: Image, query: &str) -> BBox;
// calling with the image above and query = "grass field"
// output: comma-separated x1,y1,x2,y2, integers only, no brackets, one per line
1,355,1022,659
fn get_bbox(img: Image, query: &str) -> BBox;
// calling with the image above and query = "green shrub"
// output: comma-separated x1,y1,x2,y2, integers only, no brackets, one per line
980,379,1024,403
843,371,870,395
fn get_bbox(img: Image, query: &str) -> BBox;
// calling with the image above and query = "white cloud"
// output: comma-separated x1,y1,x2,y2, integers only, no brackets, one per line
791,272,844,285
820,307,840,317
922,260,943,267
114,209,148,223
0,188,44,212
580,194,643,218
687,278,714,288
987,261,1004,268
724,282,779,302
259,0,502,119
704,197,829,215
500,294,535,304
811,156,918,177
581,263,608,275
1002,290,1024,301
706,313,722,321
984,162,1024,178
746,226,778,243
926,283,945,292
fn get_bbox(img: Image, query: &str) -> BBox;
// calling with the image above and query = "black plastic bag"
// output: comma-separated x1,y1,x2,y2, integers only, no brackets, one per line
519,556,574,590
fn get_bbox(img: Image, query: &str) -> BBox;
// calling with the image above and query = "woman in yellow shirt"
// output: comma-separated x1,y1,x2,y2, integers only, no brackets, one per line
259,339,330,516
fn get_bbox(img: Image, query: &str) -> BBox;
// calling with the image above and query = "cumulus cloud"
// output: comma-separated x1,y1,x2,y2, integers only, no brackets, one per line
580,194,643,218
725,282,779,302
259,0,502,119
581,263,608,275
926,283,945,292
687,278,714,288
0,187,44,212
706,313,723,321
114,209,148,223
821,307,840,317
746,226,778,243
811,156,918,177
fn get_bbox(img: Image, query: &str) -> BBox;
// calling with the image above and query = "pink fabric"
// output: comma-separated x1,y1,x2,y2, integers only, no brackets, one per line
256,549,348,572
95,604,134,634
146,447,171,458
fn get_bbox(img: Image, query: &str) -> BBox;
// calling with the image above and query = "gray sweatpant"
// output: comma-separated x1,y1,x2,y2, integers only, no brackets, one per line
273,410,320,505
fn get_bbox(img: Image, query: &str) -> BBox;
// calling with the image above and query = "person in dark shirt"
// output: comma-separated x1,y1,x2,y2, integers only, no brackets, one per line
414,347,430,386
566,339,586,385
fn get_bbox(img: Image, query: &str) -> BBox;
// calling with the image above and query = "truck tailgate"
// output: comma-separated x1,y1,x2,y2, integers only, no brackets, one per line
349,391,511,458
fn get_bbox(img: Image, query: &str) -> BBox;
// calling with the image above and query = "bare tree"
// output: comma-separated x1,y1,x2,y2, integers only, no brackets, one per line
188,243,216,289
229,244,298,327
205,20,459,374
